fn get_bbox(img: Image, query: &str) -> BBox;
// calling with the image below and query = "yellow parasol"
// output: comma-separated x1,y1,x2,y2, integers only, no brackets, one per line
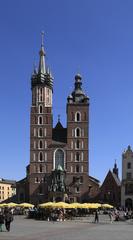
102,203,114,208
7,202,18,208
0,203,8,207
18,202,34,208
51,202,70,209
39,202,53,208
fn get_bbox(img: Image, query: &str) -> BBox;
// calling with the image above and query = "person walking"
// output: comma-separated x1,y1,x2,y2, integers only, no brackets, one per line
0,211,4,232
4,210,13,232
94,210,99,223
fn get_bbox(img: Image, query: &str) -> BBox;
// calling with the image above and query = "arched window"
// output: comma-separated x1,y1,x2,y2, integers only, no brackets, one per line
76,165,80,173
75,128,81,137
35,177,39,183
39,140,43,149
38,152,43,161
39,105,43,114
76,140,80,149
38,128,43,137
55,149,64,170
39,164,43,173
76,152,80,161
75,112,81,122
38,116,43,125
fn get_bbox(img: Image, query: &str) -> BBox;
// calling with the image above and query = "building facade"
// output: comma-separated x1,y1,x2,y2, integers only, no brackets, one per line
0,178,16,203
17,35,99,204
97,163,121,207
121,145,133,209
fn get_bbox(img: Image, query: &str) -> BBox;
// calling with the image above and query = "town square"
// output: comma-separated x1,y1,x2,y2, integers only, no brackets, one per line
1,0,133,239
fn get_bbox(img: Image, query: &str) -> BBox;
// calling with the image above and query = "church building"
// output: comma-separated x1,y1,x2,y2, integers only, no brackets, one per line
17,35,99,204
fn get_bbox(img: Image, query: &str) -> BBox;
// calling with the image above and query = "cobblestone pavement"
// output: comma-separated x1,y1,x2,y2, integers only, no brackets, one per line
0,215,132,240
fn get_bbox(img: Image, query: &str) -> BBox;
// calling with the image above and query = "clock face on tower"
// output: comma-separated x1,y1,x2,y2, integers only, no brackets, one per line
45,87,52,107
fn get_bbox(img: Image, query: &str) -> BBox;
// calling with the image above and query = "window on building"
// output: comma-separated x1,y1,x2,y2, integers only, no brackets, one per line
127,162,131,169
39,165,43,173
35,177,39,183
39,152,43,161
38,128,43,137
75,128,81,137
76,165,80,173
39,140,43,149
75,186,80,193
76,152,80,161
75,112,81,122
39,105,43,113
55,149,64,170
38,116,43,125
76,140,80,149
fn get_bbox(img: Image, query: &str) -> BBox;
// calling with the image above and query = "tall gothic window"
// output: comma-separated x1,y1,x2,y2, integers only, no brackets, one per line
76,152,80,161
38,128,43,137
75,112,81,122
39,105,43,114
75,128,81,137
39,140,43,149
76,140,80,149
55,149,64,170
38,152,43,161
76,165,80,173
38,116,43,125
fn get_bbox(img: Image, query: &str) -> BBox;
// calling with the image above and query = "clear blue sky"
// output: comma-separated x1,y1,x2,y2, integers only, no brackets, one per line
0,0,133,183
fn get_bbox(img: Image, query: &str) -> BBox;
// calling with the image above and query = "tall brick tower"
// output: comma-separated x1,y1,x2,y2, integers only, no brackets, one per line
66,74,90,202
20,36,100,205
29,33,53,203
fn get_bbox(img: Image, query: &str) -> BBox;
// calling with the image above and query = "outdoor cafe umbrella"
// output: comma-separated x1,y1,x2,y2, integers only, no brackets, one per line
0,203,8,207
102,203,114,208
7,202,18,208
39,202,54,208
18,203,34,208
51,202,70,209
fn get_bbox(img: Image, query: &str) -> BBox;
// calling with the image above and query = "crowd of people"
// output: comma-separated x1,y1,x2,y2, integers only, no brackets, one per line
0,208,13,232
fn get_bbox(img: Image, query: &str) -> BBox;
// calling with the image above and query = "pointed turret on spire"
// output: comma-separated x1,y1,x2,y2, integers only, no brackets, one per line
38,31,46,76
31,33,53,90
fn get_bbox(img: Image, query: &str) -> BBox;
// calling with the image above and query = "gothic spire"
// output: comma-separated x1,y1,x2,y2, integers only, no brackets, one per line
38,31,46,75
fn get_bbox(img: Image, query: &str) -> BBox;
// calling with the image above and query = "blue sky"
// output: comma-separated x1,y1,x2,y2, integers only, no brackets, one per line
0,0,133,183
